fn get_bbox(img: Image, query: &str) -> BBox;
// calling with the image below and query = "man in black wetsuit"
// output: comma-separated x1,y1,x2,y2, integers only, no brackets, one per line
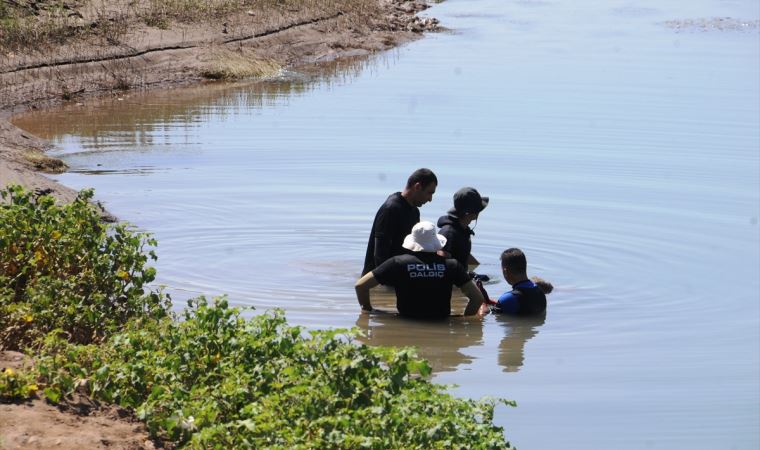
355,221,485,319
362,168,438,276
437,187,489,268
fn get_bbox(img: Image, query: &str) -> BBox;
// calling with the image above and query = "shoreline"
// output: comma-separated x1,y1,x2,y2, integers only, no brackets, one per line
0,0,440,211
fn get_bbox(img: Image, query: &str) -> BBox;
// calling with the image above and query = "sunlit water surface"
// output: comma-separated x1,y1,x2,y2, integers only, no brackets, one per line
12,0,759,448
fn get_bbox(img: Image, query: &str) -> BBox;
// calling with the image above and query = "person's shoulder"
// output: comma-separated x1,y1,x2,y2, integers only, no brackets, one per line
381,192,406,209
493,290,520,314
444,257,468,273
519,281,546,297
387,191,403,202
437,214,455,228
374,253,408,273
391,253,420,264
498,290,518,301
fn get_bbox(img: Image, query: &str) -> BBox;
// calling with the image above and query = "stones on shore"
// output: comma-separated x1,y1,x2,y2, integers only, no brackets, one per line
386,15,439,33
381,0,441,34
407,16,439,33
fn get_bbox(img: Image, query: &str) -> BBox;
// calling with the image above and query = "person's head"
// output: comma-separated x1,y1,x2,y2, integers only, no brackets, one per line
402,221,447,253
404,168,438,207
448,187,489,225
500,248,527,284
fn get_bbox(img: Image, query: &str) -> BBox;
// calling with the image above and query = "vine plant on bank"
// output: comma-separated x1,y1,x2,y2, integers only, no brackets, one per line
0,185,169,350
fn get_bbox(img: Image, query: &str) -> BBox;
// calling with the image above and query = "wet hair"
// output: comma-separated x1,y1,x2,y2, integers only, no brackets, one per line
406,168,438,189
500,248,527,273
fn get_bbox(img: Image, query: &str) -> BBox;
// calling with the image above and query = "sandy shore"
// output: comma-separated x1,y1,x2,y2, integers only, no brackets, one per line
0,1,439,448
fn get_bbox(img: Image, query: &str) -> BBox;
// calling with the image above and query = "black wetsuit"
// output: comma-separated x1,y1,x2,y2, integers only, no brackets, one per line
372,252,470,319
362,192,419,275
437,214,473,267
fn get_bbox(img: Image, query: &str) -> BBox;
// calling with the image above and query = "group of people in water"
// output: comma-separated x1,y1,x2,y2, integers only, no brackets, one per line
355,168,552,319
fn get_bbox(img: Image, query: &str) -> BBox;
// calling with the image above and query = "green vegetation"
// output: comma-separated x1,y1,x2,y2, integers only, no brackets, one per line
0,365,38,398
0,185,169,350
0,185,515,448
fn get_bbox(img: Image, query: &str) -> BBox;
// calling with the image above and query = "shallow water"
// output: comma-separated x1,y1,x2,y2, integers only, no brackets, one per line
12,0,760,448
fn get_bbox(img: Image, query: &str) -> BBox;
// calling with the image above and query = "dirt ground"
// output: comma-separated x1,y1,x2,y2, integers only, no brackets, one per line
0,1,439,447
0,351,163,449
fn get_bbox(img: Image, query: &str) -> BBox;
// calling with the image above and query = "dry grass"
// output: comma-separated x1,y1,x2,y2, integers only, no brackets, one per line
22,151,67,173
0,1,87,51
201,48,282,80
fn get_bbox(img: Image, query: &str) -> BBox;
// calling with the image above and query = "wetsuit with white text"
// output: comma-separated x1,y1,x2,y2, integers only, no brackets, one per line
372,252,470,319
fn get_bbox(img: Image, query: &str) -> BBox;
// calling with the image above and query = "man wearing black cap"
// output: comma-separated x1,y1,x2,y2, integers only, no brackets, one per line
437,187,489,268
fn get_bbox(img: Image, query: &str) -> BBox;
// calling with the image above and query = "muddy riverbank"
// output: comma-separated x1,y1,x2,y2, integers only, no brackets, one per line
0,0,439,206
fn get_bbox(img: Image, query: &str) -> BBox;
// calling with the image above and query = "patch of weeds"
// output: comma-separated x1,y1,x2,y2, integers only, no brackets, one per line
0,366,39,400
113,75,130,91
142,11,170,29
21,151,68,173
0,1,86,52
201,49,282,80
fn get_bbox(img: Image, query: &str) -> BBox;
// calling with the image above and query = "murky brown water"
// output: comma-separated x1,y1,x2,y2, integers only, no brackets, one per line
12,0,760,448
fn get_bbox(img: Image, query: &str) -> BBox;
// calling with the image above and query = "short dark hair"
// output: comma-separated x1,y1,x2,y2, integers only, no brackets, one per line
406,168,437,189
501,248,527,273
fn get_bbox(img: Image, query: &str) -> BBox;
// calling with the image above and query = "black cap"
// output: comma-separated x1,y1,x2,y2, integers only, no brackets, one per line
448,187,489,219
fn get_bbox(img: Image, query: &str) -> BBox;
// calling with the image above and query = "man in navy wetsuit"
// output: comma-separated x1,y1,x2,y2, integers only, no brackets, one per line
355,221,485,319
362,168,438,275
483,248,551,316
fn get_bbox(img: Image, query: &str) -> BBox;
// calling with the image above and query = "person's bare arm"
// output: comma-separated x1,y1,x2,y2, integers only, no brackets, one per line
460,280,485,316
355,272,380,312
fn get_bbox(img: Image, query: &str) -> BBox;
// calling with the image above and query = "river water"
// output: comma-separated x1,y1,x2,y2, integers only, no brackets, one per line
12,0,760,448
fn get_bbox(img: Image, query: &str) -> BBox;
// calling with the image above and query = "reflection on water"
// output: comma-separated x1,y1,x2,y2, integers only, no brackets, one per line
495,312,546,373
14,55,383,152
70,166,170,176
355,308,547,374
355,311,484,374
352,287,487,373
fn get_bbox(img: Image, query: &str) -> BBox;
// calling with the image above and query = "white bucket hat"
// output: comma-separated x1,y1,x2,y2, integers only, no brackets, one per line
402,221,447,252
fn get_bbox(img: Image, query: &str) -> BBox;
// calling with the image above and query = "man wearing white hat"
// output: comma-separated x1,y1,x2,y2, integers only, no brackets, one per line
355,221,485,319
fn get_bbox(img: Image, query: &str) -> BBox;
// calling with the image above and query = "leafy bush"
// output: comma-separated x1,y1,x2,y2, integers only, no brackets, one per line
0,185,170,350
36,297,515,449
0,366,38,400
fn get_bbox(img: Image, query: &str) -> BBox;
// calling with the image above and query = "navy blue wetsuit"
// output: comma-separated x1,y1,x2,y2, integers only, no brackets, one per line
493,280,547,316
